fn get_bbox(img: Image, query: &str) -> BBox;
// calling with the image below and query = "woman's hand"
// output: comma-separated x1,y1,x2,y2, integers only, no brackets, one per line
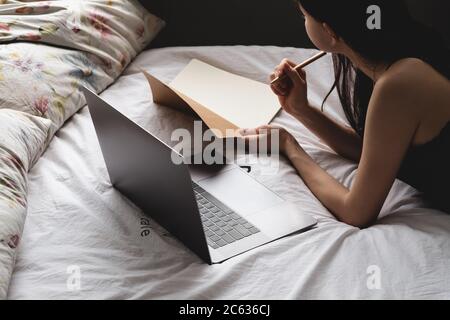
239,125,299,155
270,59,310,117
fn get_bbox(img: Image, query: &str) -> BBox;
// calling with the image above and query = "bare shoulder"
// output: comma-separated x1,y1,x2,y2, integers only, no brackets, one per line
371,60,419,110
367,59,425,126
369,58,450,142
373,58,448,114
377,59,429,90
377,58,448,93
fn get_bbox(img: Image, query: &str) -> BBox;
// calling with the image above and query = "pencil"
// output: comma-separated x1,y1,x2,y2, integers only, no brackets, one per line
270,51,327,85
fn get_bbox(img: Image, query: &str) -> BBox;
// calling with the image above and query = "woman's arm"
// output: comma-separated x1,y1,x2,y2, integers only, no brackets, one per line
291,104,363,162
271,59,362,162
280,76,420,227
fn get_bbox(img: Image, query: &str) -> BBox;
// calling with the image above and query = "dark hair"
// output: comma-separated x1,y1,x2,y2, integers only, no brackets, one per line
298,0,450,136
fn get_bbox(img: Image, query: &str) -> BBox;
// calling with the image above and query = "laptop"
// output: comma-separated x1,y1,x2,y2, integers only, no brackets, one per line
82,86,317,264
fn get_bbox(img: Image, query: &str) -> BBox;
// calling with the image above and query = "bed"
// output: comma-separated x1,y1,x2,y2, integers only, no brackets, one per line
6,45,450,299
1,0,449,300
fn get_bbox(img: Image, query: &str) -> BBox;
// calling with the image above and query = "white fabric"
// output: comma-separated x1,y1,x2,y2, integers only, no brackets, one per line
8,46,450,299
0,110,51,299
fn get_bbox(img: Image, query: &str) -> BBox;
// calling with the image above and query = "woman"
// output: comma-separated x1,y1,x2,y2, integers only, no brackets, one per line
241,0,450,228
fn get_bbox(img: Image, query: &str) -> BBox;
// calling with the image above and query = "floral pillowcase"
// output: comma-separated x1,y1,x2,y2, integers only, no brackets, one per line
0,0,165,143
0,109,52,299
0,0,165,299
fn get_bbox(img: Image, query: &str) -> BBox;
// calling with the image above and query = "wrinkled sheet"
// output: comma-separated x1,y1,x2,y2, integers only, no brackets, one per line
8,46,450,299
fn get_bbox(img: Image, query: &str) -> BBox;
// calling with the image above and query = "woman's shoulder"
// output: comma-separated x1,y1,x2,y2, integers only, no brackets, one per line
375,58,448,102
374,60,420,99
369,59,433,121
373,58,450,127
379,58,447,89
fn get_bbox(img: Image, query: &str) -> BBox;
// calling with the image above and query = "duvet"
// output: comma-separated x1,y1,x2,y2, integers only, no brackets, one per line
7,45,450,299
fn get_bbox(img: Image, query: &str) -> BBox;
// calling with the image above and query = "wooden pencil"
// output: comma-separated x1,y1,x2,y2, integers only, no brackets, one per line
270,51,327,85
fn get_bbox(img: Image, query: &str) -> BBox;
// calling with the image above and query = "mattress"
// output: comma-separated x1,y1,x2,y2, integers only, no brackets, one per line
8,46,450,299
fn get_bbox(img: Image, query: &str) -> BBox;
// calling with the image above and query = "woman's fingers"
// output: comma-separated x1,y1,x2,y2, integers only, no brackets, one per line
239,128,268,154
239,128,258,136
279,59,307,84
255,125,276,134
271,87,284,97
282,58,297,68
282,63,305,87
240,125,279,137
270,72,292,96
270,81,289,97
270,80,285,96
238,126,284,154
270,58,303,97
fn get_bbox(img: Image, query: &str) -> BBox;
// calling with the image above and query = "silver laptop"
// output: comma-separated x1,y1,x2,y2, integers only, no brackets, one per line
82,86,317,264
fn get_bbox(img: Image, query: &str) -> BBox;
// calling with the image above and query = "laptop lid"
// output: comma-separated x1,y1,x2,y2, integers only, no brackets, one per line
81,86,212,264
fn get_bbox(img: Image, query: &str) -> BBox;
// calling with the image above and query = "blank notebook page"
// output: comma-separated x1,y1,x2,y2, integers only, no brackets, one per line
169,59,281,129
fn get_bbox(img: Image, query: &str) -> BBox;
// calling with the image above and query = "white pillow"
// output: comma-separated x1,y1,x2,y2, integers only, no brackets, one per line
0,109,51,299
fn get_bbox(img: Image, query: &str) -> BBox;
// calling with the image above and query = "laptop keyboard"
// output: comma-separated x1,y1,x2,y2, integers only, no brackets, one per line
192,182,261,249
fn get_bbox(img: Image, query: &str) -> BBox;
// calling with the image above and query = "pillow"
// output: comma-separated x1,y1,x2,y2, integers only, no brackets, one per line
0,109,51,300
0,0,165,299
0,0,165,145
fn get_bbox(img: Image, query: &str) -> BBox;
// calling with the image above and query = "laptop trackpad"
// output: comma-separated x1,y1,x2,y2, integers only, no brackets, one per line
197,168,284,216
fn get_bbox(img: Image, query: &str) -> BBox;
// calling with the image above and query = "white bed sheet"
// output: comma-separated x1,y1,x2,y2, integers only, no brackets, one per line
8,46,450,299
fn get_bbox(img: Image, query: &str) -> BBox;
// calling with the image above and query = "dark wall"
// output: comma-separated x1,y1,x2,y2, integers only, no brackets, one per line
144,0,449,48
406,0,450,45
147,0,312,48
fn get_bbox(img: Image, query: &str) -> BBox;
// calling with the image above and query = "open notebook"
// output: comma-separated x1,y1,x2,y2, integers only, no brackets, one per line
143,59,281,138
